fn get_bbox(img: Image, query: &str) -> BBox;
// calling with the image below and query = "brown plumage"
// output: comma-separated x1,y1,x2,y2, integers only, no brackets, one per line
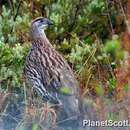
24,17,80,124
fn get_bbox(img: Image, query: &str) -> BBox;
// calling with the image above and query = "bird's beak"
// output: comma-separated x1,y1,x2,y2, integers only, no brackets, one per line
48,20,53,26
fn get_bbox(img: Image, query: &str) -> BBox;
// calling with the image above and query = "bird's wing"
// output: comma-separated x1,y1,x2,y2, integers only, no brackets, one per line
48,61,80,118
25,47,61,104
46,51,79,97
57,65,78,95
25,42,79,104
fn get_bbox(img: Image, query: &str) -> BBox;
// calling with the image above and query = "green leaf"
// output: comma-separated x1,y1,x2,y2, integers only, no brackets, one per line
108,78,116,92
95,85,104,96
60,87,72,95
124,84,129,92
32,123,40,130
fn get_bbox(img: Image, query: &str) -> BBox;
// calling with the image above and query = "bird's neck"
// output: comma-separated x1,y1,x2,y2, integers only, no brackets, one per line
31,28,52,47
31,27,47,39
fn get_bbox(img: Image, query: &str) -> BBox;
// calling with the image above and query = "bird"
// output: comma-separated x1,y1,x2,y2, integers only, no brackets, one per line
24,17,81,127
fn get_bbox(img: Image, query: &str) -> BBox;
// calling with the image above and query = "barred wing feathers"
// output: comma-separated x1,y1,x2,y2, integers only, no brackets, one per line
24,39,79,104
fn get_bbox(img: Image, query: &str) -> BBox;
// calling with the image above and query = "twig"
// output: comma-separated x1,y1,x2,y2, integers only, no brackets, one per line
0,92,11,113
56,115,78,125
106,0,115,35
68,0,82,32
8,0,14,15
40,103,57,127
4,0,22,43
13,0,22,21
10,0,22,34
23,82,28,113
118,0,129,31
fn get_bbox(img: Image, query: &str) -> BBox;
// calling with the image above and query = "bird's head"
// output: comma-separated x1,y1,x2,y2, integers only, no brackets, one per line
30,17,53,39
31,17,53,31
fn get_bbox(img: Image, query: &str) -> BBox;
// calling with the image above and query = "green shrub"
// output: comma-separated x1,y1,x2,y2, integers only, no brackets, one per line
103,38,124,61
0,42,30,90
0,5,30,44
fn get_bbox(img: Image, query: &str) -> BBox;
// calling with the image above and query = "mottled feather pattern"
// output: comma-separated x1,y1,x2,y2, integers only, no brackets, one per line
25,37,78,104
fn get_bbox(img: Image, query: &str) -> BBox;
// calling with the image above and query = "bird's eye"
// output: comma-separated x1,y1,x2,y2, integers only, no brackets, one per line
40,19,43,23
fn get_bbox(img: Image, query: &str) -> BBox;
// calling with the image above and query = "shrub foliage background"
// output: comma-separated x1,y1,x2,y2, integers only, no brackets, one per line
0,0,128,98
1,1,130,129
